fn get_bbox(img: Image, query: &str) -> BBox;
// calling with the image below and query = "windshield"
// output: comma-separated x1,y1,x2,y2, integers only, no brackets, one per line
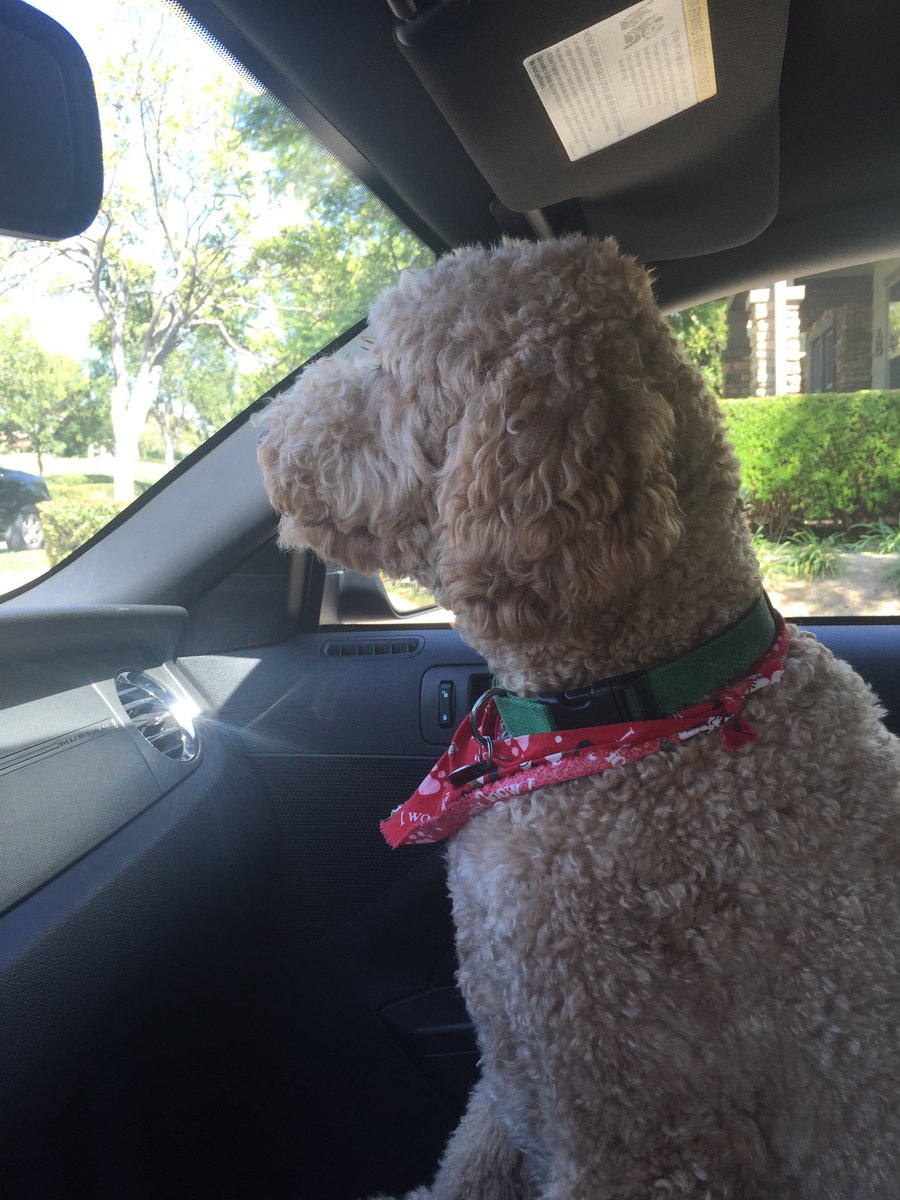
0,0,432,598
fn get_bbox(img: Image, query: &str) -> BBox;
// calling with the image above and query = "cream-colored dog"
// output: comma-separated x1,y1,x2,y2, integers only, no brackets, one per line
258,236,900,1199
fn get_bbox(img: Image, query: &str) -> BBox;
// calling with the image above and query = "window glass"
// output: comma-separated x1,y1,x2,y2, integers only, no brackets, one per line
349,259,898,624
339,259,898,625
0,0,432,598
685,261,899,617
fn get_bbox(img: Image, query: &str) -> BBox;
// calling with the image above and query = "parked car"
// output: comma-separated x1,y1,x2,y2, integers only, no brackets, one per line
0,466,49,551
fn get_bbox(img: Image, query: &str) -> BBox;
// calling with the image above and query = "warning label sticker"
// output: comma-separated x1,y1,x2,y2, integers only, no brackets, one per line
524,0,717,162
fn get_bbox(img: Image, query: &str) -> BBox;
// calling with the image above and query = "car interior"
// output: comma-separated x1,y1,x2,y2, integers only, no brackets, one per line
1,1,898,1197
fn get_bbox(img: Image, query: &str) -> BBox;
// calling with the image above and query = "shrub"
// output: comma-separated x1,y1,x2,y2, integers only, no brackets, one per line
781,530,846,580
41,498,126,566
850,520,900,554
720,391,900,535
45,474,115,503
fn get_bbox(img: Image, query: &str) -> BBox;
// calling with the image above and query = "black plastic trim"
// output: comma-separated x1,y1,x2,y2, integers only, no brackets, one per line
0,605,187,664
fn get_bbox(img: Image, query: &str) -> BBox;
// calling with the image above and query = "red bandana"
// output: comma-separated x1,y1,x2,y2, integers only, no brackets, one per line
381,617,788,848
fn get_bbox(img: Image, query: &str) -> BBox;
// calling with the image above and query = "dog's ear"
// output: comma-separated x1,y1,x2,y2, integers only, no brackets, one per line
258,355,434,577
433,264,684,644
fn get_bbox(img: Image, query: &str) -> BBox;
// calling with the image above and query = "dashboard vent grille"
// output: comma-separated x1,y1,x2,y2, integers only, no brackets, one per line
115,671,199,762
322,636,423,659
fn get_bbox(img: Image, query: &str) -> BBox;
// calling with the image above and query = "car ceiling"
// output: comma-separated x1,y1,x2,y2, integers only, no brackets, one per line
178,0,900,310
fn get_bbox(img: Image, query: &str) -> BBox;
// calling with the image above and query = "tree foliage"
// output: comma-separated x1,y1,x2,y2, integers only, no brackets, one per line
235,95,433,374
153,327,241,463
3,3,263,499
667,299,727,397
73,26,262,498
0,318,91,472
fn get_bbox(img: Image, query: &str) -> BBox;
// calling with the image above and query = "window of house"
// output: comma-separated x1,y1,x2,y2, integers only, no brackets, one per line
889,280,900,388
809,326,836,392
0,0,432,601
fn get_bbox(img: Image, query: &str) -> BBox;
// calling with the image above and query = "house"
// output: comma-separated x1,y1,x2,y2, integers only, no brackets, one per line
721,256,900,397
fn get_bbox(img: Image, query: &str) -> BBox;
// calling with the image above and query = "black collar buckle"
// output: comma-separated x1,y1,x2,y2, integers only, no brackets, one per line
536,669,659,730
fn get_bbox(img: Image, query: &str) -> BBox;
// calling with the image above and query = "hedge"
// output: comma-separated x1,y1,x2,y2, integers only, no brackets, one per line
719,391,900,534
41,498,126,566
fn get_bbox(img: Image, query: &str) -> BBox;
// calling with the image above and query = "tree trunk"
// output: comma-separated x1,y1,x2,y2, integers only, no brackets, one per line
162,425,176,470
110,348,163,503
112,418,141,503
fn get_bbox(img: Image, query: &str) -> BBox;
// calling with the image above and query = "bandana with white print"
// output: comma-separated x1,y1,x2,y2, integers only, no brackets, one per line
381,615,788,848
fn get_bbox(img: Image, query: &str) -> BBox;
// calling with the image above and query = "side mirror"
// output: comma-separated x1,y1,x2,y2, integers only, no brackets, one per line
0,0,103,240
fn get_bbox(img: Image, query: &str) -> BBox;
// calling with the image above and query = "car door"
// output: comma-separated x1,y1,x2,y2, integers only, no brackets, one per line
0,533,483,1200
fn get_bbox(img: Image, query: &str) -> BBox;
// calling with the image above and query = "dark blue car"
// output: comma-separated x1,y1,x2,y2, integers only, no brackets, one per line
0,466,50,551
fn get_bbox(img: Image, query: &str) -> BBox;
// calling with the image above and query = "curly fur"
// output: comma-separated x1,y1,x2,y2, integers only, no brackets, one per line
258,235,900,1198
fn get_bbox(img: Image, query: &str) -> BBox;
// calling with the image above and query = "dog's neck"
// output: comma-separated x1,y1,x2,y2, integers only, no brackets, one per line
452,503,763,697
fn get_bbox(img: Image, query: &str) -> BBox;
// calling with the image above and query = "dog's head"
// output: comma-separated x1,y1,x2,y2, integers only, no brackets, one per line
258,236,692,646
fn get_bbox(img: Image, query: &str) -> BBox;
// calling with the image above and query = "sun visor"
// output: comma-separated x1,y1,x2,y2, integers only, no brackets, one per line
393,0,790,260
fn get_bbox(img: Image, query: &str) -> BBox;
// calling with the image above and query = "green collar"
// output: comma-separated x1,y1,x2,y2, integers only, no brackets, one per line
493,593,777,736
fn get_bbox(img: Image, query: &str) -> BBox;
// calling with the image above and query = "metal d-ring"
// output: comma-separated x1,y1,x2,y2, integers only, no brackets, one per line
446,688,508,788
469,687,508,770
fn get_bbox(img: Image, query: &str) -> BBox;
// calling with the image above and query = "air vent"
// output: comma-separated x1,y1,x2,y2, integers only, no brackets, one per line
115,671,200,762
322,636,423,659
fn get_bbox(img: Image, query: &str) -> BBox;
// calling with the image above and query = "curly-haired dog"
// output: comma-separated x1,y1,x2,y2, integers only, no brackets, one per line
258,236,900,1199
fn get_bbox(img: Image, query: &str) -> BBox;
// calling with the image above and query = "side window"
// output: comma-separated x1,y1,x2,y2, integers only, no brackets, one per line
336,258,899,626
683,260,899,618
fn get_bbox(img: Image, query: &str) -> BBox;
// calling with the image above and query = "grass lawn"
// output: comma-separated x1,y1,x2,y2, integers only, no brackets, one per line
0,549,51,594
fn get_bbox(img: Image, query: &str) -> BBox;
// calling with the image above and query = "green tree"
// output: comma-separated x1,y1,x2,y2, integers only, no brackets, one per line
0,317,89,473
55,389,113,457
236,96,433,374
667,299,727,398
153,328,241,464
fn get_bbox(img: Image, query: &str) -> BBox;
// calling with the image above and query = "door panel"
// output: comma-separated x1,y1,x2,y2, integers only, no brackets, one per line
177,616,900,1197
178,628,487,1197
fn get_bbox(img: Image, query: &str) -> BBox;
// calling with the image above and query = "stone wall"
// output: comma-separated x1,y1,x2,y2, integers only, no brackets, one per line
742,282,804,396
